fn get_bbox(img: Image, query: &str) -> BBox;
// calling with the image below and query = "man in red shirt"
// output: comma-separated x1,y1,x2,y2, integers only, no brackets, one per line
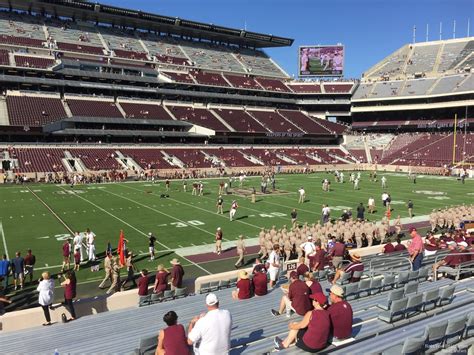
271,271,312,317
252,265,268,296
328,285,353,340
310,242,326,271
332,253,364,284
23,249,36,284
296,256,309,277
330,238,346,269
170,258,184,290
382,238,395,254
137,269,149,306
408,227,424,271
431,241,459,280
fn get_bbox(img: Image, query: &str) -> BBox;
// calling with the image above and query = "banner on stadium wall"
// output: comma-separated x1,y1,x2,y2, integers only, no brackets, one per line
298,45,344,77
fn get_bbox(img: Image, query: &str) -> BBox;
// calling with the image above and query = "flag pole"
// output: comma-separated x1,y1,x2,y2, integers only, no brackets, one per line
452,113,457,165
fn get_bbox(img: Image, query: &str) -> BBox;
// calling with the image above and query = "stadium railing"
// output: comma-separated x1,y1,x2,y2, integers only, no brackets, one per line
433,252,474,281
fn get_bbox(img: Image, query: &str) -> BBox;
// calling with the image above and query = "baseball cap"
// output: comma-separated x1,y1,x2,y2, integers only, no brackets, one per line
307,235,312,240
330,285,344,297
205,293,219,306
309,293,327,305
289,271,298,279
217,227,221,231
458,242,468,248
446,241,457,246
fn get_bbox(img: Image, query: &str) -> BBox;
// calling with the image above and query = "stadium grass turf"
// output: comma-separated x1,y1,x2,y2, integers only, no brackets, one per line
0,172,472,305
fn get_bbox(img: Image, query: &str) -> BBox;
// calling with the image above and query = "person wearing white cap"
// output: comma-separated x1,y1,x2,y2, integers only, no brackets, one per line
187,293,232,355
431,241,459,280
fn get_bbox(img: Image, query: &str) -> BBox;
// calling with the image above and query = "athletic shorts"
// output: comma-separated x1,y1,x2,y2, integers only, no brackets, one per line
14,272,24,279
149,246,155,253
268,268,279,281
295,328,324,353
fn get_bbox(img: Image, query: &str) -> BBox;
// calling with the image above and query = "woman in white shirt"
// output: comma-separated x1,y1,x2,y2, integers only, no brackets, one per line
37,271,55,326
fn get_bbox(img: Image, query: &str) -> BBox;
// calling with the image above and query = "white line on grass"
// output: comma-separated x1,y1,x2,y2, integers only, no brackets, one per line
61,187,211,275
120,184,265,231
0,221,10,259
56,186,171,251
101,188,215,237
27,187,75,235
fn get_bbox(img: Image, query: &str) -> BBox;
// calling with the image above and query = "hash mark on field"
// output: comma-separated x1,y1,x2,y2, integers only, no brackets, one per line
178,245,183,248
45,264,49,267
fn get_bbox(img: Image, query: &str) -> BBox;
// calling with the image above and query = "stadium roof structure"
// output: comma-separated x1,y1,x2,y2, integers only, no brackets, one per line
1,0,294,48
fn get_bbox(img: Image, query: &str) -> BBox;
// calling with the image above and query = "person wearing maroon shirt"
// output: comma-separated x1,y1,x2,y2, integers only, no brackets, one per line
432,242,460,279
394,237,407,252
311,242,326,271
61,240,71,272
154,264,170,294
330,238,346,269
137,269,149,306
382,239,395,254
232,270,252,300
156,311,190,355
61,270,77,321
332,253,364,284
424,234,438,252
170,258,184,290
303,272,323,294
271,271,312,317
328,285,353,340
274,292,330,352
296,256,309,277
252,265,268,296
24,249,36,283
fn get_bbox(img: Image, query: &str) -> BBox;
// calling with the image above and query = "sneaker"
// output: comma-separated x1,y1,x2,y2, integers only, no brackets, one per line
271,309,280,317
273,337,284,351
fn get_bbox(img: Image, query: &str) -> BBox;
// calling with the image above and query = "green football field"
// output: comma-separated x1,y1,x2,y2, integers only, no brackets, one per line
0,172,472,302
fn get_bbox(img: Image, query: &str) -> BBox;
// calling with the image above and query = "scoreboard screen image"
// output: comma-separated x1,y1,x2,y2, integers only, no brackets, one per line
299,45,344,77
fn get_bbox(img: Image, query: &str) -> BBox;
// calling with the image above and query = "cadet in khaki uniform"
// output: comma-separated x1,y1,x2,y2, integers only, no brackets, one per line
234,235,246,268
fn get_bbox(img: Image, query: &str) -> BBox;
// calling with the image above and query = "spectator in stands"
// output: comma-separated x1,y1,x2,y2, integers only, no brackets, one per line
310,240,326,272
303,272,323,294
0,255,10,291
252,264,268,296
154,264,170,295
156,310,190,355
408,227,424,271
268,244,281,288
137,269,149,306
274,292,330,352
394,237,406,252
296,256,309,277
271,271,312,317
11,251,24,291
61,271,77,321
252,258,267,274
170,258,184,291
330,238,346,269
187,293,232,354
328,285,353,340
24,249,36,284
383,238,395,253
232,270,252,300
431,241,459,279
37,271,54,326
332,253,364,284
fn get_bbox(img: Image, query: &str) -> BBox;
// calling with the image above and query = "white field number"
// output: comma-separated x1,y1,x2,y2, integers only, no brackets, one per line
170,220,205,228
259,212,286,218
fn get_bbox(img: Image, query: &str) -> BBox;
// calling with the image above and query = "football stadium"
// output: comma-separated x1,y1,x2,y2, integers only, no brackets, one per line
0,0,473,354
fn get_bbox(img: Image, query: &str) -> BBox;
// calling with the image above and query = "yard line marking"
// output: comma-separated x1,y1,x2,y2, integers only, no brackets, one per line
26,187,75,235
0,221,10,259
59,187,211,275
102,188,215,237
120,184,264,230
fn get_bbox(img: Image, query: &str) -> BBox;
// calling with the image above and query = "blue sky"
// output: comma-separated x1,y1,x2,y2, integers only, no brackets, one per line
101,0,472,78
